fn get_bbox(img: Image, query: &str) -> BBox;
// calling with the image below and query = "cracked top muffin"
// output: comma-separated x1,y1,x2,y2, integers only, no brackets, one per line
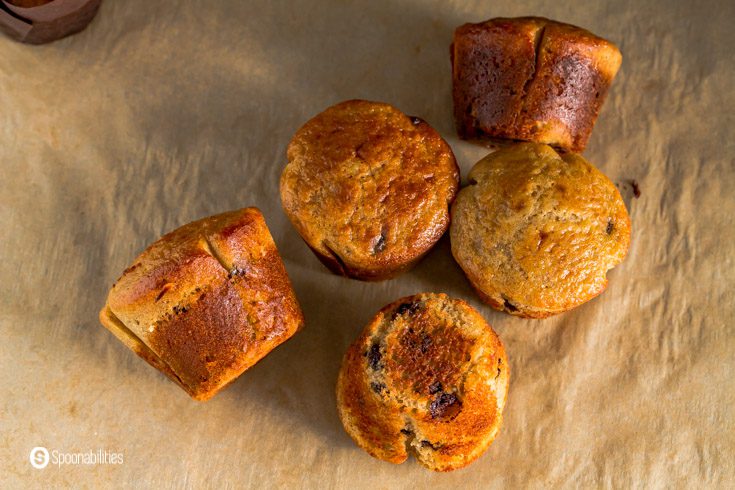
280,100,459,281
450,143,630,318
336,293,509,472
99,208,304,401
451,17,622,152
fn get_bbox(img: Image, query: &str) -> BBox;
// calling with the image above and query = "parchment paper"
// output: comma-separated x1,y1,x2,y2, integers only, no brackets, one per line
1,1,733,488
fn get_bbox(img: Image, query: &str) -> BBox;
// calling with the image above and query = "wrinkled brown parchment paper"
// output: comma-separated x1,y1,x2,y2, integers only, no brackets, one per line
1,0,733,487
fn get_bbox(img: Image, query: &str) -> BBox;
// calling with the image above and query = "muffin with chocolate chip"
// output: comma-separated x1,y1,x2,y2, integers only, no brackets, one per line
450,143,630,318
336,293,509,471
280,100,459,281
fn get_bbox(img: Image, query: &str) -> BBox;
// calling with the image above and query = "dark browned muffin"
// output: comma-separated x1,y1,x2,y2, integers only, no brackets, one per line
280,100,459,281
99,208,304,401
336,293,509,471
451,17,622,152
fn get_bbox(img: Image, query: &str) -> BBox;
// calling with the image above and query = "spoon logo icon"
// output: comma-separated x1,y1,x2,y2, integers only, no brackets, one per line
29,447,49,469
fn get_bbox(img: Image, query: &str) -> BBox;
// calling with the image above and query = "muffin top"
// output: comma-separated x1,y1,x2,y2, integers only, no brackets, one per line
450,143,630,317
337,293,508,471
281,100,459,280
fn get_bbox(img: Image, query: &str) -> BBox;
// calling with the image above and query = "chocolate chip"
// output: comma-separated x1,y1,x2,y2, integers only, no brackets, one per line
367,343,382,370
606,219,614,234
428,381,443,395
370,382,385,394
421,440,441,450
400,428,412,436
227,267,246,279
628,179,641,198
420,334,432,353
172,305,189,315
372,233,386,254
396,302,417,315
502,297,518,312
430,392,461,419
393,301,421,319
409,116,422,125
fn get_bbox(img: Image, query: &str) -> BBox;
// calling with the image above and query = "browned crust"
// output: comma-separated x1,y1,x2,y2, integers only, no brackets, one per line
449,143,631,318
336,293,509,471
304,236,430,282
99,305,190,391
100,208,304,401
451,16,622,152
281,100,460,281
464,266,608,319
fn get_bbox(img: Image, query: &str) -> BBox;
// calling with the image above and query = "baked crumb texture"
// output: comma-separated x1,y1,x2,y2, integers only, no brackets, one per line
451,17,622,152
281,100,459,281
450,143,631,318
336,293,509,472
99,208,304,401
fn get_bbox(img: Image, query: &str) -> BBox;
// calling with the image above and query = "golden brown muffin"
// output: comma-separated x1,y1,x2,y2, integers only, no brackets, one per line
99,208,304,401
280,100,459,281
336,293,509,472
450,143,630,318
451,17,622,152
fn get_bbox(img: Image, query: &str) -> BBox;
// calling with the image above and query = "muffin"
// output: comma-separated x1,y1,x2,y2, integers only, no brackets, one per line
0,0,102,45
336,293,509,471
451,17,622,152
99,208,304,401
450,143,630,318
280,100,459,281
